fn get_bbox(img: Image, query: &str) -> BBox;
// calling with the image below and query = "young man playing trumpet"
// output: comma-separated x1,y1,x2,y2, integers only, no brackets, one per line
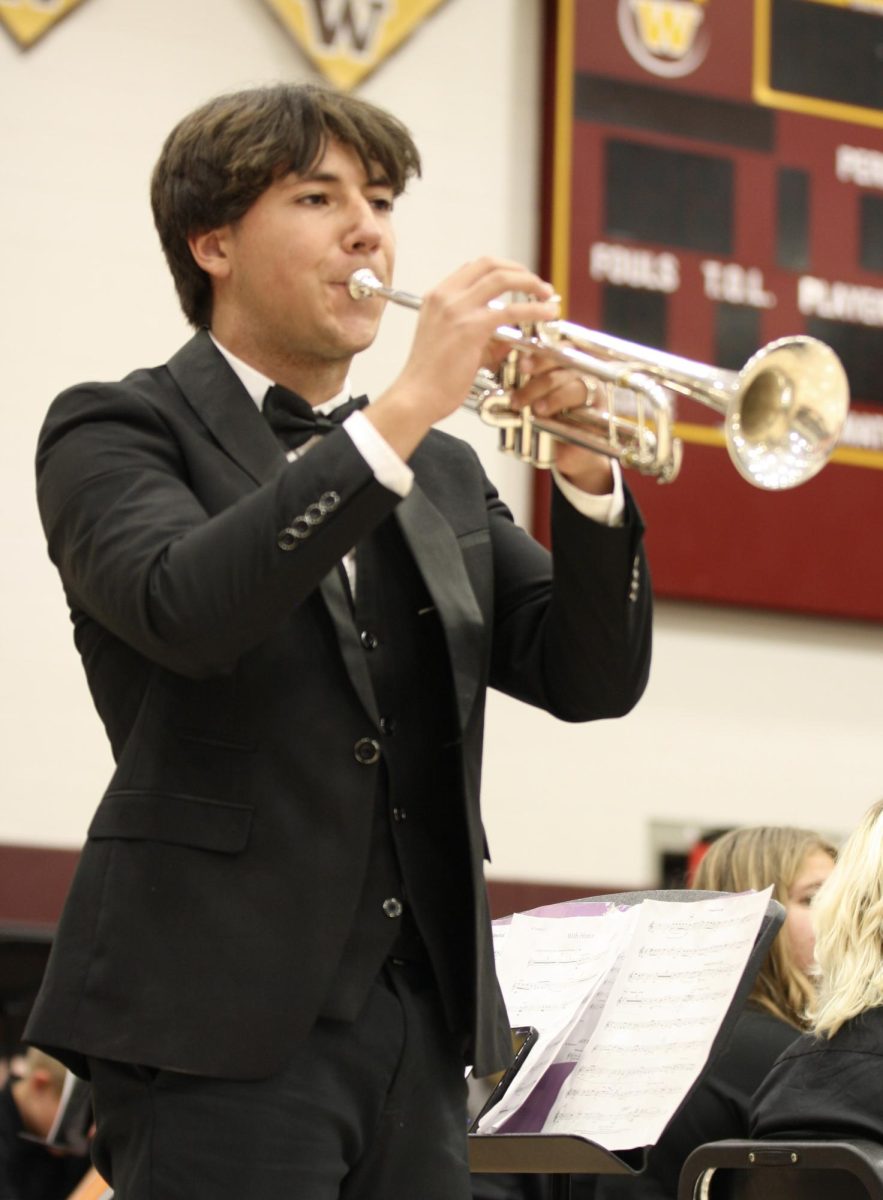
28,83,651,1200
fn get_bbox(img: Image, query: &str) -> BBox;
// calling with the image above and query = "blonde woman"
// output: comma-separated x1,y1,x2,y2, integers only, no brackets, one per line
596,825,835,1200
752,799,883,1142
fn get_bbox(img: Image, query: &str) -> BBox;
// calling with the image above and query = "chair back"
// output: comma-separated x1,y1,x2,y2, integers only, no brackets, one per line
678,1138,883,1199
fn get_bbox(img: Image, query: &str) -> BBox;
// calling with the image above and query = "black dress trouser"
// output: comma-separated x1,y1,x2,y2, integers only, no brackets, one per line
88,960,471,1200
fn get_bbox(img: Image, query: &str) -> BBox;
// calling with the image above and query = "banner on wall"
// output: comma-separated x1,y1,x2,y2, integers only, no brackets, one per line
0,0,89,47
262,0,450,90
534,0,883,622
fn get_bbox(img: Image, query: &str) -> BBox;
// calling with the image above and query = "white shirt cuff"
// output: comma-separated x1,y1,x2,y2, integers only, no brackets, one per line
343,409,413,498
552,459,625,527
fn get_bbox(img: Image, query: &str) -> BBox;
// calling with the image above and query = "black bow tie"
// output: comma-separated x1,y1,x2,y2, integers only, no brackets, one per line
263,384,369,451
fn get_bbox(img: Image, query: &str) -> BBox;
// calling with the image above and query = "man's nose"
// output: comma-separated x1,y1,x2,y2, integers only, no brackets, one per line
342,196,383,252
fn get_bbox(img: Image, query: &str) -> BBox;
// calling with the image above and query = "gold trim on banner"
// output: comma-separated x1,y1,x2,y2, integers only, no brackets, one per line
262,0,451,91
551,0,576,310
0,0,88,48
675,423,883,472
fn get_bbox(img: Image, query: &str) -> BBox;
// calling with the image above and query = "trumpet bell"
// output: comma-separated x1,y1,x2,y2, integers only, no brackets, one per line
728,337,850,491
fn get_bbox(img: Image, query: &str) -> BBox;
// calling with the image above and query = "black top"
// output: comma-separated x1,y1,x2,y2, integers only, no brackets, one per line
593,1007,799,1199
751,1004,883,1142
0,1082,89,1200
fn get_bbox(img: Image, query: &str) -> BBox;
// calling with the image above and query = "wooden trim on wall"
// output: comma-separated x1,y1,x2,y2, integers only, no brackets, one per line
0,842,639,931
486,878,640,921
0,843,80,932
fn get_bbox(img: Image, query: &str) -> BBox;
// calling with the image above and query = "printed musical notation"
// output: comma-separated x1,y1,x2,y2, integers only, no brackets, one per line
474,888,771,1152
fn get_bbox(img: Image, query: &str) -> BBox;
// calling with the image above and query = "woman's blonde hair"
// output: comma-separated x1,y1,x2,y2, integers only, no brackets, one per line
693,825,836,1030
812,799,883,1038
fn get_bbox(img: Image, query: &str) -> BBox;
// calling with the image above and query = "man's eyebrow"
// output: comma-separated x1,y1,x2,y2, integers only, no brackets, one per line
297,169,338,184
287,167,393,188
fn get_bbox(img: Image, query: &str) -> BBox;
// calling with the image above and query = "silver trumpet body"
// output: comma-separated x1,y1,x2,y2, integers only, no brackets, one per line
347,268,849,490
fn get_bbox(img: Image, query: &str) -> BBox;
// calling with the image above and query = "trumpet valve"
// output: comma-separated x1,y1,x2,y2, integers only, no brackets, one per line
497,406,557,469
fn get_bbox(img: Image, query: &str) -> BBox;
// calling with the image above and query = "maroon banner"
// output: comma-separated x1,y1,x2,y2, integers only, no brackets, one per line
537,0,883,622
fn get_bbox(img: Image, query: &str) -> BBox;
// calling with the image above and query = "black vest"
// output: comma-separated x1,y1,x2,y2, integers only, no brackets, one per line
319,516,475,1034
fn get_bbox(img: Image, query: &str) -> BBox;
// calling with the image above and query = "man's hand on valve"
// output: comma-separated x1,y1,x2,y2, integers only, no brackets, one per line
505,351,615,495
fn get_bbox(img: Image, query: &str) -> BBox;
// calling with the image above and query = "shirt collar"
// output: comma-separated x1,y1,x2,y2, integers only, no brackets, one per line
209,332,354,416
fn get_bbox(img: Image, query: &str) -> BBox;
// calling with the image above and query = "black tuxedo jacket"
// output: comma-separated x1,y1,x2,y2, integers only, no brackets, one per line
27,331,651,1081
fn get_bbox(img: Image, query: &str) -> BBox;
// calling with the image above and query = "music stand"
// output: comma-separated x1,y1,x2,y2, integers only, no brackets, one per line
468,889,786,1200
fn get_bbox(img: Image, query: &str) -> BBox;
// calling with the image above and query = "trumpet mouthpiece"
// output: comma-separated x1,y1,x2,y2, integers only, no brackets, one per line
348,268,382,299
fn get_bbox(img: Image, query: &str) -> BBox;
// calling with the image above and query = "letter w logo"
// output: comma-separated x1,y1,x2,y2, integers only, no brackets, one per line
306,0,389,55
629,0,704,59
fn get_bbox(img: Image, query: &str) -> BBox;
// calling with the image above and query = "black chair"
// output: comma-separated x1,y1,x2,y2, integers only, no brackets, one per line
468,890,785,1200
677,1138,883,1199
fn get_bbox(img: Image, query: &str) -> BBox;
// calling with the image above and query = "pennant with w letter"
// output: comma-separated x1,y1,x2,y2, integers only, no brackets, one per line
263,0,450,90
0,0,90,47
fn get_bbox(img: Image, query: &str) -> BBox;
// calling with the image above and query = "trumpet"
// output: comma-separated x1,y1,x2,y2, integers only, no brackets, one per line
348,268,850,490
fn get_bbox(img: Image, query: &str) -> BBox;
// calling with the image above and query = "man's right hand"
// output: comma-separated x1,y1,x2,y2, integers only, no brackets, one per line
364,257,561,462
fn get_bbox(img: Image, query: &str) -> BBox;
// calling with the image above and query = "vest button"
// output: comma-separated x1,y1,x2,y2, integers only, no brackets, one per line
379,716,396,736
360,629,379,651
392,807,407,822
353,737,381,765
382,897,403,919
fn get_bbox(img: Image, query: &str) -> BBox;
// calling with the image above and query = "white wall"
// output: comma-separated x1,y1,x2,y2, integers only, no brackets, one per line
2,0,880,887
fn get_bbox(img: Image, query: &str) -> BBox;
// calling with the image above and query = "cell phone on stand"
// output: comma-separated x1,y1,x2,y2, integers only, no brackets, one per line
465,1025,538,1132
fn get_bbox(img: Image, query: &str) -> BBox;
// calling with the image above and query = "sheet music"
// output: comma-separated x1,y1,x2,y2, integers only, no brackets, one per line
476,905,638,1132
475,888,771,1150
544,889,771,1150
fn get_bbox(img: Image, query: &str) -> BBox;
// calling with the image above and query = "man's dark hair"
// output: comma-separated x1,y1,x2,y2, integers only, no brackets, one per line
150,83,422,328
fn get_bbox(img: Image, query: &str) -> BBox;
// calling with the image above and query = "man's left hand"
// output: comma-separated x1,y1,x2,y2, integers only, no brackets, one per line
506,357,614,495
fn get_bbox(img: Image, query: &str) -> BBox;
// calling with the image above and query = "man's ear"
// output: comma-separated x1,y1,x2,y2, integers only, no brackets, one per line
188,228,232,280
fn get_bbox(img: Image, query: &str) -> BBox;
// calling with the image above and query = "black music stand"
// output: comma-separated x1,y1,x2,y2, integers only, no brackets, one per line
468,889,786,1200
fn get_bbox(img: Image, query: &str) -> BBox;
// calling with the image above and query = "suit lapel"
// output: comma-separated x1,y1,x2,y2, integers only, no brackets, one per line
166,330,285,485
395,485,484,732
318,485,486,736
319,568,382,727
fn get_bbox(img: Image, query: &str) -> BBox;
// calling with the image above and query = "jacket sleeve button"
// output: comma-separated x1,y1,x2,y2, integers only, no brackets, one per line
277,515,312,550
354,737,381,765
